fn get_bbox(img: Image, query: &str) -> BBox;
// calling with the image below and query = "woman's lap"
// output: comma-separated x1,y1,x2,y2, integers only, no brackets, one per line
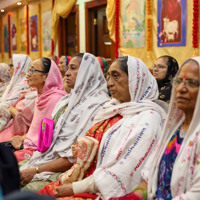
22,180,50,192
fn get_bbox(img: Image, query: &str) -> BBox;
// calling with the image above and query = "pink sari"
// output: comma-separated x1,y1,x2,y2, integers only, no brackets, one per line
14,60,67,162
0,88,37,142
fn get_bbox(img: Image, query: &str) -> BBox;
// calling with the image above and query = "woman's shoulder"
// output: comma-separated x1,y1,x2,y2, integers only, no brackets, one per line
130,109,163,128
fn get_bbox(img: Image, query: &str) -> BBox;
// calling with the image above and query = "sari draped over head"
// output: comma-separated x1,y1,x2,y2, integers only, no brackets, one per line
20,53,110,180
86,56,167,199
142,57,200,199
0,63,10,82
96,57,109,79
0,63,11,99
0,54,32,132
60,56,71,73
65,56,72,67
157,56,179,103
23,60,67,150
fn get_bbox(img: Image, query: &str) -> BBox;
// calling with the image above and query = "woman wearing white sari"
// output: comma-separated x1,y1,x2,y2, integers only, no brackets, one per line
0,63,11,100
129,57,200,200
46,56,167,200
0,54,32,132
20,53,110,191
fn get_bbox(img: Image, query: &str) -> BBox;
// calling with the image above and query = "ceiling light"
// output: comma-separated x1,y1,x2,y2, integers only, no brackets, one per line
17,2,22,5
1,9,4,12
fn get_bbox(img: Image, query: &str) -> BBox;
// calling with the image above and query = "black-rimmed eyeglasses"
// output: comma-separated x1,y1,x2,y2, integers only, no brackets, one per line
152,65,167,70
28,68,47,75
172,78,200,88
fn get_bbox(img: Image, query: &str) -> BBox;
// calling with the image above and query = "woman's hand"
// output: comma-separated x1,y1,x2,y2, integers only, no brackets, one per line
54,183,74,197
9,135,24,150
20,168,36,187
8,107,19,118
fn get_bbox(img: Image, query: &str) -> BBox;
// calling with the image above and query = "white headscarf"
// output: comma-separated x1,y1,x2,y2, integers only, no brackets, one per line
142,57,200,199
20,53,110,181
0,63,10,82
0,54,31,132
1,54,31,102
92,56,167,199
0,63,11,100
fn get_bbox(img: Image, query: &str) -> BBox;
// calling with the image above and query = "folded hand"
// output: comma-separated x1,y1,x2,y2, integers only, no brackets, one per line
54,183,74,197
20,168,36,187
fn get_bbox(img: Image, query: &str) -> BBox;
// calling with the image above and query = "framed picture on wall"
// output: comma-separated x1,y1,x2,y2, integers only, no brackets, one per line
122,0,146,48
20,18,27,52
11,23,17,51
4,26,9,53
157,0,186,47
30,15,39,51
0,28,1,53
42,11,51,51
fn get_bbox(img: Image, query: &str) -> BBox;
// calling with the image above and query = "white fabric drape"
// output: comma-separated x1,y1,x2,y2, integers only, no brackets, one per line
20,53,110,182
1,54,31,102
142,57,200,200
91,56,167,199
0,54,31,132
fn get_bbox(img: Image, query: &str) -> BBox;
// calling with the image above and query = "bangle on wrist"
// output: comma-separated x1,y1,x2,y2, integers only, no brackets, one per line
35,166,40,173
132,187,147,200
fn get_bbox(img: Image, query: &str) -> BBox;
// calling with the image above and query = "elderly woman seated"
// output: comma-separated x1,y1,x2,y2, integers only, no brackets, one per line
152,55,179,103
0,54,32,132
0,63,11,100
58,55,71,77
0,57,66,162
119,57,200,200
19,53,110,191
35,56,167,200
59,55,72,93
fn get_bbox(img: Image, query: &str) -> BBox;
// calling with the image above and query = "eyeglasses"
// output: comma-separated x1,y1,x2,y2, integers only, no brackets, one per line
172,78,200,88
28,68,46,75
106,73,120,82
152,65,167,70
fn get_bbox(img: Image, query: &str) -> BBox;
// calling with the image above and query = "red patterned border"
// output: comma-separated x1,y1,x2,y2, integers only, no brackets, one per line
146,0,152,57
26,5,30,54
51,0,55,55
193,0,199,50
8,13,11,58
115,0,120,58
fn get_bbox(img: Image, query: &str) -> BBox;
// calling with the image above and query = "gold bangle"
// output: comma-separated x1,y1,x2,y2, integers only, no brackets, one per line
35,166,40,173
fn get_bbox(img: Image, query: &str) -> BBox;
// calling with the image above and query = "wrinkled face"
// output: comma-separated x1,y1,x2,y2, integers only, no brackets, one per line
153,57,168,81
26,59,47,93
107,61,130,103
174,61,199,114
65,56,81,89
58,56,67,76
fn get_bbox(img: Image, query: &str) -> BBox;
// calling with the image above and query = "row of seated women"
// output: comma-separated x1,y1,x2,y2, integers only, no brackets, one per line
0,53,199,200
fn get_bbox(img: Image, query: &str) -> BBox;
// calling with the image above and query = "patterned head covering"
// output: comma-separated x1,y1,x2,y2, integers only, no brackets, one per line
59,56,71,73
157,56,179,103
0,63,10,82
92,56,167,199
65,56,71,67
161,56,179,83
142,57,200,199
0,55,32,132
20,53,110,177
1,54,31,102
96,57,109,78
0,63,11,99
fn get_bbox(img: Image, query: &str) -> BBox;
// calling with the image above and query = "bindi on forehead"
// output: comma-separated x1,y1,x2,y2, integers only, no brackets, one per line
183,73,187,79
